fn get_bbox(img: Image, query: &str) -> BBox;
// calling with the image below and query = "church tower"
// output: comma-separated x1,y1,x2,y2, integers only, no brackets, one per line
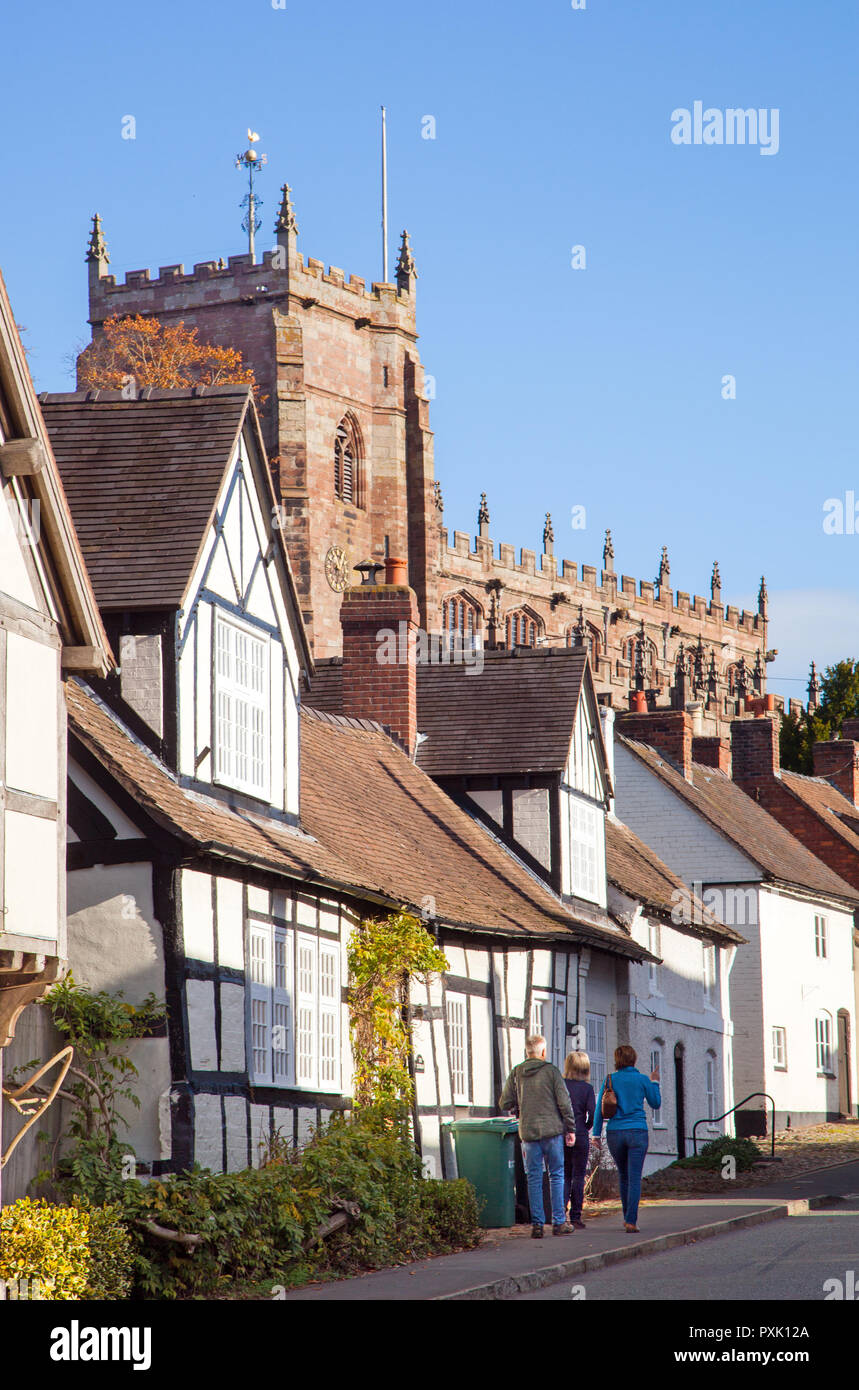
84,190,438,657
84,191,770,736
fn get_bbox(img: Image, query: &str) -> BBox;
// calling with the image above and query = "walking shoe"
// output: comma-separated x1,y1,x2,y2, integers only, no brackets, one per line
624,1223,640,1233
573,1220,586,1230
531,1224,544,1239
552,1223,573,1236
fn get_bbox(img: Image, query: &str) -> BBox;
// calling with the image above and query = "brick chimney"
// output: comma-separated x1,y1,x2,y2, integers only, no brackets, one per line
730,717,780,786
812,735,859,806
615,708,692,780
340,558,418,756
692,736,731,774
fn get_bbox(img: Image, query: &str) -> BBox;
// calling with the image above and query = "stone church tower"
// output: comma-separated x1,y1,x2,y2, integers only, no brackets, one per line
84,195,437,657
82,189,770,734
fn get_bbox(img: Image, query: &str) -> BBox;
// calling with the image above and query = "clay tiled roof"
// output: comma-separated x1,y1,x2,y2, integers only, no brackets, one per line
41,389,251,610
305,648,593,777
780,771,859,854
619,737,859,905
67,681,647,955
605,818,743,944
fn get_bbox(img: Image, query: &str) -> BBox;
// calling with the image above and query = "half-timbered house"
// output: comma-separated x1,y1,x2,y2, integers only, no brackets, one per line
33,387,650,1184
306,644,661,1105
0,273,111,1203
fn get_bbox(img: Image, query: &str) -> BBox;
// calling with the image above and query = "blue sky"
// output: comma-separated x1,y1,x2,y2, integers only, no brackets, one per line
2,0,857,701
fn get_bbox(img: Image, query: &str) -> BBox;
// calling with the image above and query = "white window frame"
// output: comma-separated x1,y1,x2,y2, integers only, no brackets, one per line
702,944,716,1008
814,914,828,959
815,1014,833,1075
705,1053,717,1122
248,919,274,1086
647,923,661,995
214,610,271,799
586,1012,607,1096
772,1025,787,1070
568,794,602,903
649,1044,664,1126
247,917,341,1094
446,994,470,1103
529,991,565,1067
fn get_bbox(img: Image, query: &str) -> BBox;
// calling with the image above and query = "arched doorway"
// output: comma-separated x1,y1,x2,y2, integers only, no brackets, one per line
674,1043,686,1158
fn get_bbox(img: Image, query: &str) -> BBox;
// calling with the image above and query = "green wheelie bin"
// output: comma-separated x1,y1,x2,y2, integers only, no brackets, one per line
443,1116,519,1228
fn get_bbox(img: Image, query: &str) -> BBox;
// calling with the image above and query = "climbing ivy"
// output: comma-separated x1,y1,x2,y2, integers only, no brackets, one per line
347,910,447,1117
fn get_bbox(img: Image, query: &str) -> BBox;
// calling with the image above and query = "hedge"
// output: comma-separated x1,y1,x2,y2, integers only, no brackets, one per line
0,1196,133,1300
121,1113,481,1298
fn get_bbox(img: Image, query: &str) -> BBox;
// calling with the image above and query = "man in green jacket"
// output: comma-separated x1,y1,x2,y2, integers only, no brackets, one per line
499,1034,575,1238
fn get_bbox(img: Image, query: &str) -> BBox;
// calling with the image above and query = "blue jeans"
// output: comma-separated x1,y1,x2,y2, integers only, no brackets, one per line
606,1128,649,1225
522,1134,566,1226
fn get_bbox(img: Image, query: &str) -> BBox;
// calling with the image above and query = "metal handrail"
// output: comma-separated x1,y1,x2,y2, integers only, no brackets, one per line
692,1091,776,1158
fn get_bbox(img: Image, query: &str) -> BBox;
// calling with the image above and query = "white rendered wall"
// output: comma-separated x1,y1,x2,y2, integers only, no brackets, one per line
758,887,857,1126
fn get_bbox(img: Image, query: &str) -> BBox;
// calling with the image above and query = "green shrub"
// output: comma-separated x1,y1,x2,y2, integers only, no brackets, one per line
0,1196,133,1300
674,1136,763,1171
418,1178,482,1252
119,1112,481,1298
75,1200,135,1299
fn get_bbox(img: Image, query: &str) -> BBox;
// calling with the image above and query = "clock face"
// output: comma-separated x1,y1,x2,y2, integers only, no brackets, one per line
325,544,351,592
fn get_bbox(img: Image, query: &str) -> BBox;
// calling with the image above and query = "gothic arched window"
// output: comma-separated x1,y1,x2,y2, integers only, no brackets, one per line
506,608,541,649
566,623,602,660
334,416,361,505
622,634,657,678
441,593,482,651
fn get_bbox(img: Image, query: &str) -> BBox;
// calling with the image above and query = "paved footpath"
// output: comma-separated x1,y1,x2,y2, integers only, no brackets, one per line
516,1196,859,1300
281,1156,859,1302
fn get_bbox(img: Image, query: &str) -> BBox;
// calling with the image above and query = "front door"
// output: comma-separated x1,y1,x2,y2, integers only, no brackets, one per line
674,1043,686,1158
837,1011,852,1117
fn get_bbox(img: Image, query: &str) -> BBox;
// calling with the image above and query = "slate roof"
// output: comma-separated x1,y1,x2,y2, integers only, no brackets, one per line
618,736,859,906
306,647,596,778
40,388,251,611
605,817,744,945
416,648,592,776
67,680,647,956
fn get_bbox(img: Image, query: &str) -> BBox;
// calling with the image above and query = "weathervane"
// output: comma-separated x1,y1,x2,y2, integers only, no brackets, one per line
235,129,267,262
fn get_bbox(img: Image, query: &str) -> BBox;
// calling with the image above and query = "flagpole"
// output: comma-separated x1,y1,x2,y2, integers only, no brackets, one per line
381,105,388,282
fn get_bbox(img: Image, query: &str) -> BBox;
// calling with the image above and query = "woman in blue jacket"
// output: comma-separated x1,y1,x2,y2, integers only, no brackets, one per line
592,1044,661,1233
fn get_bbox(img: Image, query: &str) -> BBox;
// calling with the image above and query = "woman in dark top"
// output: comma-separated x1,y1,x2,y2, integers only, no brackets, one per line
563,1051,596,1228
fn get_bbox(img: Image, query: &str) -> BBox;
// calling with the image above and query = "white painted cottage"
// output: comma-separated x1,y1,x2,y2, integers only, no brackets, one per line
612,708,859,1137
0,272,110,1203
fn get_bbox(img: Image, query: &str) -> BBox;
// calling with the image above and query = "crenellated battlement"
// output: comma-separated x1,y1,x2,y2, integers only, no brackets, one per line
439,526,764,635
88,219,416,336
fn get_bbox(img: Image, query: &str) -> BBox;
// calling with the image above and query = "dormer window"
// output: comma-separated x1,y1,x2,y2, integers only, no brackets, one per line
214,612,270,798
334,415,361,505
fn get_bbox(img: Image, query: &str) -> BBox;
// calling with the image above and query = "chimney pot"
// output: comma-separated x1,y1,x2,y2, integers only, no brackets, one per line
384,555,408,586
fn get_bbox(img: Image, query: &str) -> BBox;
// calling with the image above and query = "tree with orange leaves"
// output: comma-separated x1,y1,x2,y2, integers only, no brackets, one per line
77,315,264,405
